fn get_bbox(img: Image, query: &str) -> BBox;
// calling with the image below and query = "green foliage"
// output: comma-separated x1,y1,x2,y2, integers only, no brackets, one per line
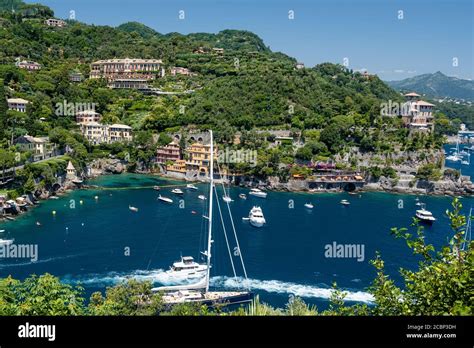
0,274,85,315
88,279,163,316
416,163,442,181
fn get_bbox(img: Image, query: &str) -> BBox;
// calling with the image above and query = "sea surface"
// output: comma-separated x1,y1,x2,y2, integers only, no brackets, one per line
0,148,472,309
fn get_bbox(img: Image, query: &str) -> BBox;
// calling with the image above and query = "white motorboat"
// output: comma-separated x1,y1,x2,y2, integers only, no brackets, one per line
415,204,436,224
249,188,267,198
304,203,314,209
198,195,207,200
158,195,173,204
0,238,14,246
171,188,184,195
340,199,350,205
461,154,470,165
186,184,198,191
248,206,266,227
153,186,160,191
129,205,138,212
239,193,247,200
165,256,208,280
223,195,233,203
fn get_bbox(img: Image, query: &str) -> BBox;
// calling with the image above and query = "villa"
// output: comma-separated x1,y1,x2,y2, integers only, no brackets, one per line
44,18,67,27
170,67,195,76
15,60,41,71
69,71,83,82
90,58,163,89
7,98,29,113
14,135,56,161
166,159,186,174
156,142,181,164
79,122,133,145
75,110,102,124
401,92,435,132
185,142,217,176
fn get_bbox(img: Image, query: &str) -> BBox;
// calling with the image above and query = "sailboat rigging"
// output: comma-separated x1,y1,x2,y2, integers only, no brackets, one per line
152,130,253,306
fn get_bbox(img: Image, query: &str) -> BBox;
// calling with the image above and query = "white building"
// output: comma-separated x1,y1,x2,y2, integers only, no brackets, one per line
75,110,102,124
79,122,133,145
45,18,67,27
14,135,56,161
7,98,29,113
401,92,435,132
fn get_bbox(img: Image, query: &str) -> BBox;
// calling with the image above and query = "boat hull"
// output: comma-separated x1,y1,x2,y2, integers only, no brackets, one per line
162,291,254,307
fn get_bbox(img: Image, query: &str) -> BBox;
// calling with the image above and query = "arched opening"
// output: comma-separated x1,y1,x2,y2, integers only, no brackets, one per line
343,183,356,192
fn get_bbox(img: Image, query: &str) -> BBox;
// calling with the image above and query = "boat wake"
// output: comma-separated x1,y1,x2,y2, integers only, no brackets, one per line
211,276,374,303
62,269,198,287
0,254,82,269
62,269,374,303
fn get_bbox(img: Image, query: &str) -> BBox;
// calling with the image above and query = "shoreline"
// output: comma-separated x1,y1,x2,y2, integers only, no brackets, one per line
2,163,472,225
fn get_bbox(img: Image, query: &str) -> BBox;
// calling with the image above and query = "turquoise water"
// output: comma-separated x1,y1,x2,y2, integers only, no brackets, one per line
0,172,472,309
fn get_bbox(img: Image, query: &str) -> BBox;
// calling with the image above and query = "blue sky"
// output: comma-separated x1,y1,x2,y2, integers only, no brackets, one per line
27,0,473,80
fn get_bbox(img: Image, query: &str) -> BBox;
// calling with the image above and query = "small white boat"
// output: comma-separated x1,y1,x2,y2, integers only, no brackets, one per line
0,238,14,246
239,193,247,200
129,206,138,212
249,188,267,198
172,188,184,195
158,195,173,204
248,206,266,227
153,186,160,191
198,195,207,200
446,154,461,162
0,229,5,233
186,184,198,190
415,204,436,224
340,199,350,206
223,195,233,203
304,203,314,209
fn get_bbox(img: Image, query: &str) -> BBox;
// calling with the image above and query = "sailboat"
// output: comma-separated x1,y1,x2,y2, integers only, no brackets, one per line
446,138,462,162
152,130,253,306
461,153,470,166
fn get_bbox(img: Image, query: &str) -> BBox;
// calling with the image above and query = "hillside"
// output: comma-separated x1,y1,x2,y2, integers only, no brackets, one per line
0,0,402,136
387,71,474,102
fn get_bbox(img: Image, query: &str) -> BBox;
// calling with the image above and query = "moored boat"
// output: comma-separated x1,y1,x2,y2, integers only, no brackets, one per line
129,205,138,212
340,199,350,206
239,193,247,200
198,195,207,200
158,195,173,204
304,203,314,209
249,188,267,198
186,184,198,190
171,188,184,195
248,206,266,227
415,204,436,224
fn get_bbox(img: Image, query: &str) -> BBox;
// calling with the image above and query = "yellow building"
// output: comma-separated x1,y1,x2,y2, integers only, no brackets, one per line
166,159,186,174
185,143,217,176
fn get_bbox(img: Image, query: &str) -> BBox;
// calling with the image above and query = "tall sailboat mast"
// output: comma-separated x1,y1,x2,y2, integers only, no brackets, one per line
205,130,214,292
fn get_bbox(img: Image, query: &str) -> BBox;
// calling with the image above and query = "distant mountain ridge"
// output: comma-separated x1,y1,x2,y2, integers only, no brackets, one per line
387,72,474,102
